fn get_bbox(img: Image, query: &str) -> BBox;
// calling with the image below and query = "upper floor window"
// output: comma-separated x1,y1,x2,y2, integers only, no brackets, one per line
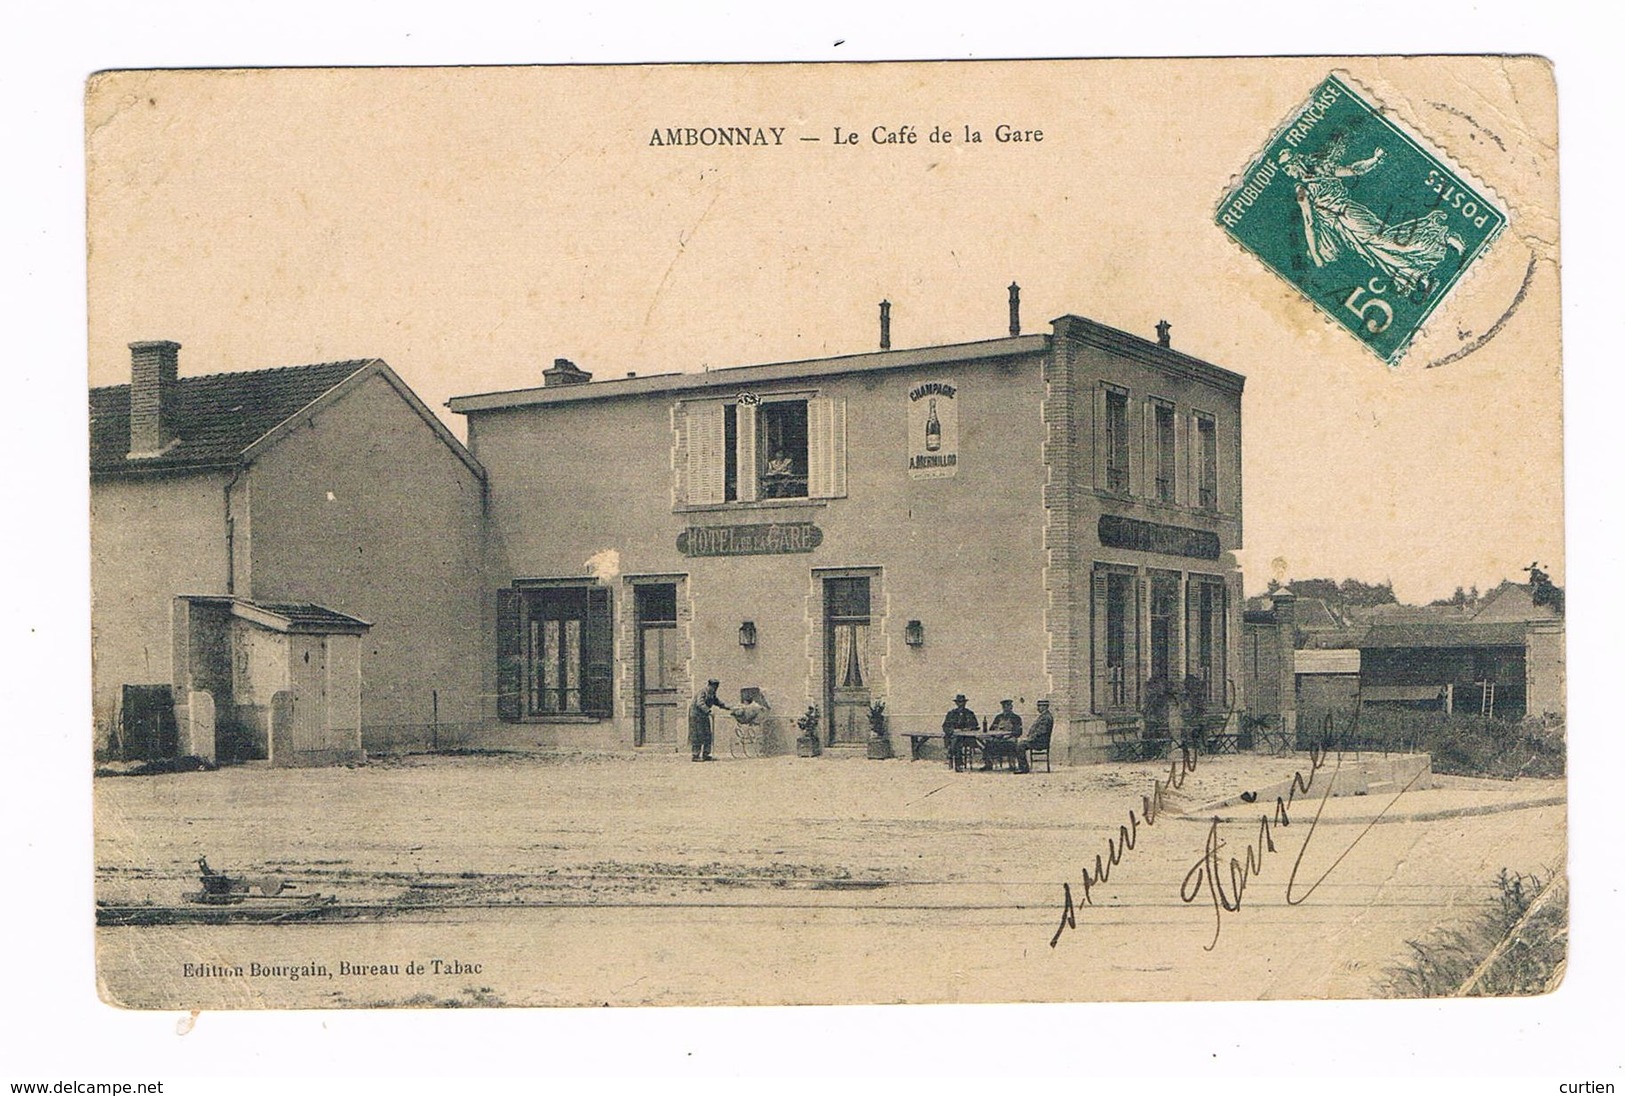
1152,399,1176,503
759,400,810,499
681,394,845,507
1104,387,1130,494
1195,412,1218,511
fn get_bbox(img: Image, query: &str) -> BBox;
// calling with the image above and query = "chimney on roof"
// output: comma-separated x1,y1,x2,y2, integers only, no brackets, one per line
127,340,181,457
1156,319,1171,348
543,357,592,387
879,300,891,350
1008,283,1021,337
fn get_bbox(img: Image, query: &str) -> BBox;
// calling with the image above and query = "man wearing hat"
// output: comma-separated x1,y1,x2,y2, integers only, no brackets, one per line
984,699,1024,771
941,693,979,771
1015,699,1053,773
689,679,730,762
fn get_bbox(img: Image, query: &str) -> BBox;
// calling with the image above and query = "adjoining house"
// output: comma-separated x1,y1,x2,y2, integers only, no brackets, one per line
449,292,1247,763
90,341,490,762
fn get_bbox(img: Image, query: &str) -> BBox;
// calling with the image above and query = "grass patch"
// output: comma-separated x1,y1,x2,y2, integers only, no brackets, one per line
1383,868,1567,997
1312,712,1565,780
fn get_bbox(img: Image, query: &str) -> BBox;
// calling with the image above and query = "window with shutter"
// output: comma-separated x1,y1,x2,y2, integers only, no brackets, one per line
503,584,615,720
1153,400,1176,503
685,402,727,505
736,400,758,502
1091,569,1110,714
758,399,807,498
1093,567,1139,712
1195,413,1218,511
680,394,841,506
496,588,523,722
582,586,614,717
1103,387,1130,495
808,396,847,498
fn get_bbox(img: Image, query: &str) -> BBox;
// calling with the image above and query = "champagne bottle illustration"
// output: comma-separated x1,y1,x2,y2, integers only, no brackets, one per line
925,397,942,452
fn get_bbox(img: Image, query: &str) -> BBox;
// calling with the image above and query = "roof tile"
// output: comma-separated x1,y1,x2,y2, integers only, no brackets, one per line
90,360,374,475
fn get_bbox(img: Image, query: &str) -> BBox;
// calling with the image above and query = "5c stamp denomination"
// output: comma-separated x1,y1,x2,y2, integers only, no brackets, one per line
1218,73,1507,364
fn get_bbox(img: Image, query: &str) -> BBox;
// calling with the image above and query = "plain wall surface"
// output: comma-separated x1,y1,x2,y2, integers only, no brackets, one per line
246,371,490,742
89,469,232,751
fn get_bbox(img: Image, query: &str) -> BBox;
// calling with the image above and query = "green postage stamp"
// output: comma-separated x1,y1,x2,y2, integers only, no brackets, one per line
1218,73,1507,364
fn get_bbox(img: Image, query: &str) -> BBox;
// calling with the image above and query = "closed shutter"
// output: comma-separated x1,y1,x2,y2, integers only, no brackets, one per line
496,588,523,723
1091,569,1110,714
686,402,727,505
736,400,758,502
582,586,614,718
808,396,847,498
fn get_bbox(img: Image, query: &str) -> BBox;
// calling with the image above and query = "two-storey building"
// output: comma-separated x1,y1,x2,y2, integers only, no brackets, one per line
449,296,1245,763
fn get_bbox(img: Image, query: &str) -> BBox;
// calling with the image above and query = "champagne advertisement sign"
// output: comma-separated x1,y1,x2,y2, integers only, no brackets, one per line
906,379,959,479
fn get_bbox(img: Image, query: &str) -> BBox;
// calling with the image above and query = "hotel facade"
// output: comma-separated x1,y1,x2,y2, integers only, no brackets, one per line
450,297,1247,764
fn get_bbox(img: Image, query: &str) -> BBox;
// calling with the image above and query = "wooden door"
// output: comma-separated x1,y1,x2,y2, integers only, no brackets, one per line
636,584,682,747
824,577,872,746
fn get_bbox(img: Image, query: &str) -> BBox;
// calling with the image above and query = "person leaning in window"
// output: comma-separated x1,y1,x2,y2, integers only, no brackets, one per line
942,693,979,771
689,679,730,762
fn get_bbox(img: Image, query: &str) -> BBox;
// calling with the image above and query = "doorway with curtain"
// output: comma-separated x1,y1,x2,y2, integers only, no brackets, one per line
823,575,872,746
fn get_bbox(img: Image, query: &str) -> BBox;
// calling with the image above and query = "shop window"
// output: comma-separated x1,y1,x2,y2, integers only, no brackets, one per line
682,395,845,506
1092,567,1138,712
496,585,612,721
1185,576,1228,707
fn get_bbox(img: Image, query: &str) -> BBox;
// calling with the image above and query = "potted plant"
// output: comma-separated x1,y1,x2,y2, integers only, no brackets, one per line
1145,676,1183,749
866,699,894,760
795,705,822,757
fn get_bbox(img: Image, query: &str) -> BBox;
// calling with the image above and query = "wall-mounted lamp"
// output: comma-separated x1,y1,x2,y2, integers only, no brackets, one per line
905,620,924,648
738,621,757,648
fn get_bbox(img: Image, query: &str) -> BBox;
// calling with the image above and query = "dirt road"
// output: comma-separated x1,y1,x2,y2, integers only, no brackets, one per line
93,750,1565,1007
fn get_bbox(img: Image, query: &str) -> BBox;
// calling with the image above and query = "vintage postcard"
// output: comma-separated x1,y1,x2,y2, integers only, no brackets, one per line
87,57,1564,1008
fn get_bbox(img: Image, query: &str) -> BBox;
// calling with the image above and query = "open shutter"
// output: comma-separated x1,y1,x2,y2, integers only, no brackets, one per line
808,396,847,498
686,402,726,505
582,586,614,718
1173,408,1186,506
736,400,758,502
1128,574,1143,709
497,588,523,722
1184,577,1202,684
1091,569,1110,714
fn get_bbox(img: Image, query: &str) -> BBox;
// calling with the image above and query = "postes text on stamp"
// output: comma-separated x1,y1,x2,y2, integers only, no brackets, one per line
1217,73,1506,364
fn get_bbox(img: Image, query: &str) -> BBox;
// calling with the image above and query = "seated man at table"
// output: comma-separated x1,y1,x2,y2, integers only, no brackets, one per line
1014,699,1053,773
982,699,1023,770
941,693,979,770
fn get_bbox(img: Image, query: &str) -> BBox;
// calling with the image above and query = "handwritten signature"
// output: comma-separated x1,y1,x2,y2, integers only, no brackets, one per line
1050,745,1200,948
1180,743,1428,950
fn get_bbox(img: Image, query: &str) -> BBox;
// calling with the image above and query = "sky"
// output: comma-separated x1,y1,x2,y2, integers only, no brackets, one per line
84,58,1563,603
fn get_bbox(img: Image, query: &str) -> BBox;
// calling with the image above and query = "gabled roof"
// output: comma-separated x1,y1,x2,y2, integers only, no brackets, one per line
1472,581,1563,623
90,359,484,481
